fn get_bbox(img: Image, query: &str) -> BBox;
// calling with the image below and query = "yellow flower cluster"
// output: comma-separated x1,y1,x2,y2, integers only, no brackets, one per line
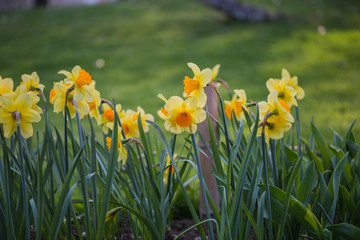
158,62,219,134
0,74,43,138
257,68,305,143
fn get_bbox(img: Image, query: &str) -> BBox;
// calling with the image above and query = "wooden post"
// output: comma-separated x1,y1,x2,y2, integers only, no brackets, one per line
198,85,220,216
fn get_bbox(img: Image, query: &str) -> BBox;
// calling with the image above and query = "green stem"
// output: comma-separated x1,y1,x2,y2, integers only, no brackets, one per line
191,133,215,240
270,139,279,187
64,104,72,240
261,131,273,240
16,123,30,240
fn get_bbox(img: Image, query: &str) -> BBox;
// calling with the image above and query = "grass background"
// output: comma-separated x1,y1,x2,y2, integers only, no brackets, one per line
0,0,359,140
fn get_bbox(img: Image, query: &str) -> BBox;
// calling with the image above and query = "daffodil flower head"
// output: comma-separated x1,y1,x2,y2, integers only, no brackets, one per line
163,96,206,134
282,68,305,100
0,75,14,107
58,65,93,103
53,81,89,119
132,106,154,133
119,109,140,138
105,124,128,164
266,73,297,107
224,89,248,121
183,63,212,108
256,90,294,143
21,72,45,93
101,103,122,134
0,90,41,138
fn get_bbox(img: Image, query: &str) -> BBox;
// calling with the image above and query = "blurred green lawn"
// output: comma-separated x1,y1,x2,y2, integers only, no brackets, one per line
0,0,359,140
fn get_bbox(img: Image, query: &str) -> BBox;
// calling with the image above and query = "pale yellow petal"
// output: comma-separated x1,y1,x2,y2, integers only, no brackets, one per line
20,121,34,139
187,62,200,77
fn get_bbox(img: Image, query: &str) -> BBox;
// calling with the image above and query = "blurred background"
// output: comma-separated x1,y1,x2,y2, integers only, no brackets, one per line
0,0,359,139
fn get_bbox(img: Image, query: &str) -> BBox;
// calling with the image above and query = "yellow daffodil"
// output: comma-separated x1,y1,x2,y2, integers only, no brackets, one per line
101,103,122,134
266,72,297,107
53,81,89,119
160,95,206,134
119,109,139,138
224,89,248,121
58,65,93,103
157,94,170,120
183,63,212,107
0,75,14,107
256,90,294,143
132,106,154,133
21,72,45,93
105,126,128,164
282,68,305,100
0,90,41,138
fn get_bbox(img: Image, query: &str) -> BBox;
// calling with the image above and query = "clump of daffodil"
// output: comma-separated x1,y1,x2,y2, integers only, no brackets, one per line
87,81,102,125
224,89,248,121
52,81,89,119
105,124,128,164
281,68,305,100
101,103,123,134
0,87,41,138
158,94,206,134
266,71,298,107
183,62,212,107
21,72,45,93
0,75,14,107
256,90,294,143
58,65,93,103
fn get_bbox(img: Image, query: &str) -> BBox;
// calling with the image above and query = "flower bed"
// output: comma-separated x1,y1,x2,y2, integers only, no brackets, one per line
0,63,358,239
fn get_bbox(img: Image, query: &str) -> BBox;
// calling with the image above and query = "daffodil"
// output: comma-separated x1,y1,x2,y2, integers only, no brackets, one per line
53,81,89,119
58,65,93,103
0,90,41,138
157,94,169,120
183,63,212,107
0,75,13,107
224,89,248,121
119,109,140,138
266,73,297,107
105,125,128,164
101,103,122,134
87,81,102,125
256,90,294,143
282,68,305,100
163,154,179,183
160,95,206,134
21,72,45,93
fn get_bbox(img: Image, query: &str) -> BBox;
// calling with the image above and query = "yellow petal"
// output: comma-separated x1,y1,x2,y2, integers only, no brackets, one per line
20,121,34,139
187,62,200,77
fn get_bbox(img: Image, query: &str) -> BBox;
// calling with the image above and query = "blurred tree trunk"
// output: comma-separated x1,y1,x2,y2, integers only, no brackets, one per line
199,0,277,21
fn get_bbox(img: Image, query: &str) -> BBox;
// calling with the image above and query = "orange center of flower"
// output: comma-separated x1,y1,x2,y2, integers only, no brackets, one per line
87,101,96,111
106,137,120,150
75,69,92,87
279,100,291,113
122,123,130,136
183,76,199,96
224,104,233,120
49,88,56,104
233,100,244,116
175,111,192,127
104,109,114,121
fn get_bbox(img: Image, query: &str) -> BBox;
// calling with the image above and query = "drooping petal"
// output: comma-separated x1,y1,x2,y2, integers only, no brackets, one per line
187,62,201,77
20,121,34,139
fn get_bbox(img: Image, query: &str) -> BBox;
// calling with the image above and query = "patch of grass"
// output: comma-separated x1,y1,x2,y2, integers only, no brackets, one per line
0,0,359,139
